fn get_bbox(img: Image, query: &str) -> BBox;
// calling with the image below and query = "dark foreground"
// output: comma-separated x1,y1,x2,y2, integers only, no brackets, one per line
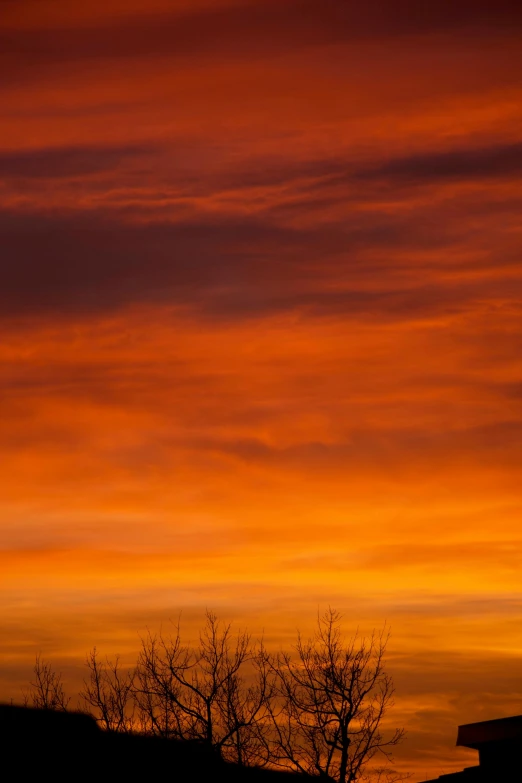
0,704,310,782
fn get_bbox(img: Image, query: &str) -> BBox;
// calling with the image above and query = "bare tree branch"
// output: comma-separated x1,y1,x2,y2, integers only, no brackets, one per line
79,648,136,732
265,609,406,783
134,610,273,763
22,654,70,711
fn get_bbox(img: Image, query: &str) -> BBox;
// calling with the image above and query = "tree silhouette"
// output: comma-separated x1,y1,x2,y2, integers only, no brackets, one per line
135,610,272,764
80,648,136,732
20,609,405,780
266,609,405,783
23,654,70,711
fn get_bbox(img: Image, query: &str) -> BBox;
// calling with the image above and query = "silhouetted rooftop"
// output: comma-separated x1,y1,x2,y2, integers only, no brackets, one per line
457,714,522,750
424,713,522,782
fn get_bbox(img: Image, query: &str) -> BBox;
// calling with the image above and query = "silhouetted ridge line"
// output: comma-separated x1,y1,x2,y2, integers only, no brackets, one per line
0,704,311,782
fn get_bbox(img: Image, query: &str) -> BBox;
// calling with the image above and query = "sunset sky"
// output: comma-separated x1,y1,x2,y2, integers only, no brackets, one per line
1,1,522,778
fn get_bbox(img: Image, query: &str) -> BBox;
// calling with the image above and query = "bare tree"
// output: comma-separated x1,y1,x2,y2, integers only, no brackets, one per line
133,629,188,739
216,640,275,766
19,609,406,781
267,609,405,783
23,654,70,711
135,610,272,763
79,648,136,732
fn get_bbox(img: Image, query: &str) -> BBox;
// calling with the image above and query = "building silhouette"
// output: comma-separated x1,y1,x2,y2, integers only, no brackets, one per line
425,714,522,781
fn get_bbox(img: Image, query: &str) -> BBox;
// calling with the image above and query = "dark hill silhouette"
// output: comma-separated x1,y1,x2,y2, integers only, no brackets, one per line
0,704,313,782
